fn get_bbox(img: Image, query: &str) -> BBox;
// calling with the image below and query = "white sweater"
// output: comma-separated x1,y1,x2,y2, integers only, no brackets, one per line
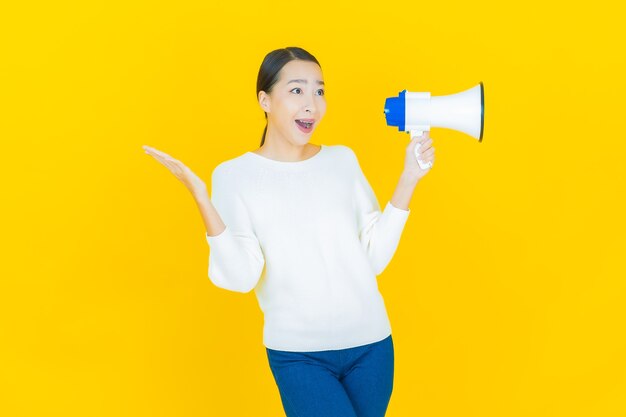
205,144,411,352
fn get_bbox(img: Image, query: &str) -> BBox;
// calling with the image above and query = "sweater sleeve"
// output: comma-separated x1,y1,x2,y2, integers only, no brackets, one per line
205,164,265,293
351,149,411,276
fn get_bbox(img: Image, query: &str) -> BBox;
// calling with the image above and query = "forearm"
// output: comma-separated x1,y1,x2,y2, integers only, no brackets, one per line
192,188,226,237
390,171,420,211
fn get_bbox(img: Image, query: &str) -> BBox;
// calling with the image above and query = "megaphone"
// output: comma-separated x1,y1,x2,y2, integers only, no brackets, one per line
383,82,485,169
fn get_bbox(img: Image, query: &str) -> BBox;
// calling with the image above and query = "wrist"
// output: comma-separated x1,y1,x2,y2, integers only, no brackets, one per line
401,170,421,185
191,186,209,202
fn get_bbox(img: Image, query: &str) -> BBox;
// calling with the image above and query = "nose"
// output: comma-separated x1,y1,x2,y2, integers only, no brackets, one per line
304,98,317,115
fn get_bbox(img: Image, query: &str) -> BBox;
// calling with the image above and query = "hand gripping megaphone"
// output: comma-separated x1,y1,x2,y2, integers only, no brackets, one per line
383,82,485,169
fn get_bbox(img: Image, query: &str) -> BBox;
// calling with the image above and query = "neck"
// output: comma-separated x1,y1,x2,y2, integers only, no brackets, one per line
259,124,317,162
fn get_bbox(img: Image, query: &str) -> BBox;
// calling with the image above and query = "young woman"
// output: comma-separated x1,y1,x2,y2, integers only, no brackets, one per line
143,46,435,417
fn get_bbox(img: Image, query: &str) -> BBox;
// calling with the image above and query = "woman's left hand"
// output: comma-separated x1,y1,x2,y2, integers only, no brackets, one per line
404,131,435,180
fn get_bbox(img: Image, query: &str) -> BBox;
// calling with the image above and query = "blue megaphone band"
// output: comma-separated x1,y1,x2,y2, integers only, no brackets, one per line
383,89,406,131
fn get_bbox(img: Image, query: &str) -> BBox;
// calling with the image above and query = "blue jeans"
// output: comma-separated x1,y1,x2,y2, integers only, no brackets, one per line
266,334,394,417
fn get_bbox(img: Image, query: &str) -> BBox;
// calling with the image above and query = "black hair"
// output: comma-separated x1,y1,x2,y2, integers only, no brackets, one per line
256,46,321,147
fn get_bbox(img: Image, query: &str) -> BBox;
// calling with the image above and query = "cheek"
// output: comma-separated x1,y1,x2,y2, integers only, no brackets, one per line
280,100,298,114
319,100,328,115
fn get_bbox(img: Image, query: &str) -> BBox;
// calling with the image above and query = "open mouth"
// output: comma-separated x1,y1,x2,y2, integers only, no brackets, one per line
295,119,314,133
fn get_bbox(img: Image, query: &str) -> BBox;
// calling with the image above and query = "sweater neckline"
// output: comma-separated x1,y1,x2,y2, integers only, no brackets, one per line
245,145,325,166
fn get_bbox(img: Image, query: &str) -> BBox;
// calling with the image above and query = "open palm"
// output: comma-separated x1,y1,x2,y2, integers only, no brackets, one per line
143,145,207,194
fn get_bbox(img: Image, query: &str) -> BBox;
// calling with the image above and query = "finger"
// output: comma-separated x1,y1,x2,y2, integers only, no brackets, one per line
417,136,432,148
150,155,171,169
148,152,176,168
151,149,170,158
146,152,167,163
147,147,173,160
145,147,161,156
416,137,430,151
409,136,421,152
418,143,432,153
154,151,180,164
144,146,162,155
156,159,184,178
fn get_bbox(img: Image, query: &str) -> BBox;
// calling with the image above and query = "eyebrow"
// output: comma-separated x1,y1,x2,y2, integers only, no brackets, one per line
287,79,325,86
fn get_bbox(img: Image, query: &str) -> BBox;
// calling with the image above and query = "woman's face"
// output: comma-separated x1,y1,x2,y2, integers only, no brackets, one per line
259,60,326,147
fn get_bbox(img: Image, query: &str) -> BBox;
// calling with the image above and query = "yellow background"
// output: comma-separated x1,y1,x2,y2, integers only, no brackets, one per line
1,1,624,416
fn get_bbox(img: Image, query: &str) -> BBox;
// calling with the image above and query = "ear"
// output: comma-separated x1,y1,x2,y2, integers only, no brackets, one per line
258,91,270,113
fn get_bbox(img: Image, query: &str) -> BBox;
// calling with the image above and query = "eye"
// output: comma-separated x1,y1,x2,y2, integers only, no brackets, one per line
290,88,302,94
317,89,325,96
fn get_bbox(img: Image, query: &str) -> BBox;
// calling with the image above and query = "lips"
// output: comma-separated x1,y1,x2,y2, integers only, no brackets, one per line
295,119,314,129
295,119,314,133
295,119,315,126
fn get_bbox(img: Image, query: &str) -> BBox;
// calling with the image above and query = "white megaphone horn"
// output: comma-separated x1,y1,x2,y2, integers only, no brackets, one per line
383,82,485,169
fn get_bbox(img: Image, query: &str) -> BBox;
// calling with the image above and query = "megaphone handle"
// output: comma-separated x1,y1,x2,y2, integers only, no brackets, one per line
410,130,433,170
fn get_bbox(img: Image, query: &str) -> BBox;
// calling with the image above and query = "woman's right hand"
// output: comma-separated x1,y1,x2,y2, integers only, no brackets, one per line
143,145,207,195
